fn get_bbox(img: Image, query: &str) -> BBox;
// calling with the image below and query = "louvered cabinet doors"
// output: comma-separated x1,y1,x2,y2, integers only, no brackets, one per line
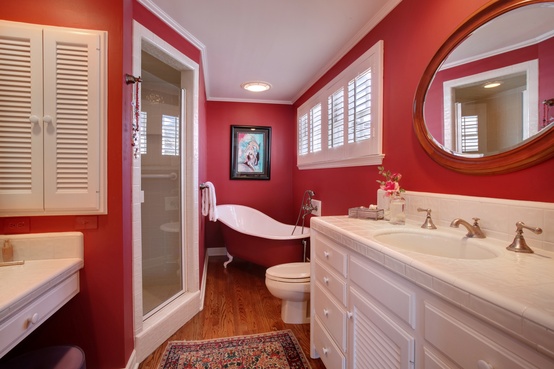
0,21,106,216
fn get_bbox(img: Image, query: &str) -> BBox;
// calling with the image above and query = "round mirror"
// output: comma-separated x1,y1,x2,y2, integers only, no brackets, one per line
413,0,554,174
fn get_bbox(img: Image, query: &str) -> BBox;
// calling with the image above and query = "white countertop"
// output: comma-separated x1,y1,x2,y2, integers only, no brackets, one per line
0,258,84,323
0,232,84,358
311,216,554,358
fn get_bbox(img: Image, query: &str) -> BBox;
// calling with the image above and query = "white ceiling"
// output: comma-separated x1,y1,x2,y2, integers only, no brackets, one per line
142,0,401,104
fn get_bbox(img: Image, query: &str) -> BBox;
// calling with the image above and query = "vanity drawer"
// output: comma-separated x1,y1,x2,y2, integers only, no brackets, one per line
314,260,347,305
314,235,347,278
313,316,346,369
0,273,79,357
350,256,415,328
314,283,347,351
425,303,540,369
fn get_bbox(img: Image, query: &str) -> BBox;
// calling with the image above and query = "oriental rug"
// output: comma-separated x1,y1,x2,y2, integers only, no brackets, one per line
158,330,312,369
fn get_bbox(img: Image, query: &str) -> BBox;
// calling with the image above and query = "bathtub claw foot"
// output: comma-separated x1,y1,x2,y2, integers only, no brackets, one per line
223,252,234,268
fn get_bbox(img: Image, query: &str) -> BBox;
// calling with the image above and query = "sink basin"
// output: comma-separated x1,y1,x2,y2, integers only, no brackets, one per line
373,229,499,259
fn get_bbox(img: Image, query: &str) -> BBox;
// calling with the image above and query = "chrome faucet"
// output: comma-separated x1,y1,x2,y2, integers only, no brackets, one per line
450,217,486,238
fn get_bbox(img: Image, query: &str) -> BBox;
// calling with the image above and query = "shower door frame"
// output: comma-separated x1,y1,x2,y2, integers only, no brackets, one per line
132,21,201,363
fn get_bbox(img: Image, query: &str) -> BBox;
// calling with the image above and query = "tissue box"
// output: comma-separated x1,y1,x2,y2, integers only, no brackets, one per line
348,207,384,220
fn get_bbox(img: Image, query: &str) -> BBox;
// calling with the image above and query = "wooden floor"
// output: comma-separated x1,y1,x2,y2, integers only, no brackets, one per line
138,256,326,369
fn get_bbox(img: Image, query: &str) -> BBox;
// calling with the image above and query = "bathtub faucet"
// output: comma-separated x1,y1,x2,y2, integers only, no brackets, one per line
303,190,317,214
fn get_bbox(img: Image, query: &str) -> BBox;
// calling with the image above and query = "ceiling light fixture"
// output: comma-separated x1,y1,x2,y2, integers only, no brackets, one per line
241,81,271,92
483,81,502,89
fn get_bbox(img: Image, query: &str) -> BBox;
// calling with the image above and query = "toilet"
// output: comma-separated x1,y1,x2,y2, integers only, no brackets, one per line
265,262,310,324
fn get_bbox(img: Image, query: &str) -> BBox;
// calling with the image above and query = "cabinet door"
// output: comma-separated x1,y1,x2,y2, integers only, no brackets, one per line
0,22,45,211
349,287,415,369
42,27,105,212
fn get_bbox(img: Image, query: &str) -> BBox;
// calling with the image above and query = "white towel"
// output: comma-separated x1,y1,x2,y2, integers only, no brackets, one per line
201,181,218,221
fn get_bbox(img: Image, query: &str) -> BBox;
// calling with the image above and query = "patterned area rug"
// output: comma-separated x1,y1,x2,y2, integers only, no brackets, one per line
159,330,312,369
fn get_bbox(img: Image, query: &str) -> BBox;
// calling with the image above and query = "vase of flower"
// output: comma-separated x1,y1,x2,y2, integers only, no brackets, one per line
389,193,406,225
376,166,405,224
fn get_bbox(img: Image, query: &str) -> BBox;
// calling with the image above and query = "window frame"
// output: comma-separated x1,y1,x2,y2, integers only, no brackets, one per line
297,40,384,170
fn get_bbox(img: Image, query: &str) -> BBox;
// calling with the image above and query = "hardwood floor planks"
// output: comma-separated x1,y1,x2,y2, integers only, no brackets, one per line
138,256,326,369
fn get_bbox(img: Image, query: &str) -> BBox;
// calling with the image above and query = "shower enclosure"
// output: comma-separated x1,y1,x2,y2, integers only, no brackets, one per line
140,51,184,316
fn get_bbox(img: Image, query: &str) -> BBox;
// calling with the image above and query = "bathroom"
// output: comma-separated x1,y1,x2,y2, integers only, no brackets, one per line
1,0,554,368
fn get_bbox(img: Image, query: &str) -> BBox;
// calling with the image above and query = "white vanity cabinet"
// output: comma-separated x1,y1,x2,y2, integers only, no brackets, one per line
0,20,107,216
310,222,554,369
311,231,416,369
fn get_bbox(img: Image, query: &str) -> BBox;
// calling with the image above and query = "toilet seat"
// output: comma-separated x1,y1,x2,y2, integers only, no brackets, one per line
266,262,310,283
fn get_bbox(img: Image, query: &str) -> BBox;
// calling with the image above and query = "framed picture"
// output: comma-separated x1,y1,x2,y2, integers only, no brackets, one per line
230,125,271,180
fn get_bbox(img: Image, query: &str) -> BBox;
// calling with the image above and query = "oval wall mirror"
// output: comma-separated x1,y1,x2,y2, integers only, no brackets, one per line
413,0,554,174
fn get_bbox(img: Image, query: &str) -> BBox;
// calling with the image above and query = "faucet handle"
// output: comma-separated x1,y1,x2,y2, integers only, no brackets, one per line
417,208,437,229
506,221,542,253
472,217,481,225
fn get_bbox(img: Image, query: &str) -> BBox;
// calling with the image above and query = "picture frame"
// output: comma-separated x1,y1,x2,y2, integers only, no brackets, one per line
230,125,271,180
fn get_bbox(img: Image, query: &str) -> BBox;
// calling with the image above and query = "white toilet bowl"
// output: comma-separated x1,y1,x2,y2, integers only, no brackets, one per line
265,262,310,324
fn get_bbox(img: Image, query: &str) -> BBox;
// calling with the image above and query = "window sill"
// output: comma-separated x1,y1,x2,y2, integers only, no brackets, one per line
297,154,384,170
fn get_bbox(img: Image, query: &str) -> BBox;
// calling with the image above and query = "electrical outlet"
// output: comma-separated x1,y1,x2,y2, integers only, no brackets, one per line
165,196,179,211
311,199,322,216
3,217,30,234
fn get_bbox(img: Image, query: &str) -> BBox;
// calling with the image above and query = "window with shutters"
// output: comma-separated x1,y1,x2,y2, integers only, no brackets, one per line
297,41,384,169
162,115,180,156
0,20,107,216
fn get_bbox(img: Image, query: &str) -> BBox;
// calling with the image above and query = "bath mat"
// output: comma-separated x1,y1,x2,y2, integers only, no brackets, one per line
158,329,312,369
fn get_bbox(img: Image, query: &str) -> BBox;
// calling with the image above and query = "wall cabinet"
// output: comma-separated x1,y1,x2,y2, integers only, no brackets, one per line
310,227,553,369
0,21,106,216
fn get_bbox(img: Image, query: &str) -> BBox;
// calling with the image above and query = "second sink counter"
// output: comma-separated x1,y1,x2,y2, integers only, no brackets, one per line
310,216,554,359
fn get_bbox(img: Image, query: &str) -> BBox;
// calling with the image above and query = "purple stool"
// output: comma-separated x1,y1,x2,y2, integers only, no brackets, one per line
0,346,85,369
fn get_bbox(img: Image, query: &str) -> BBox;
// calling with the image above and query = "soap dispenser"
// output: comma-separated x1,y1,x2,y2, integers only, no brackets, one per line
2,239,13,262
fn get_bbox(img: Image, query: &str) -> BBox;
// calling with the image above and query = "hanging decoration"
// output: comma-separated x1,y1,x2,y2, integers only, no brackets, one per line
542,98,554,130
126,74,142,158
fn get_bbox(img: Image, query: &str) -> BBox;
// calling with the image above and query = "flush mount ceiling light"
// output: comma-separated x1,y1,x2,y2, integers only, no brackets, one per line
483,81,502,89
241,81,271,92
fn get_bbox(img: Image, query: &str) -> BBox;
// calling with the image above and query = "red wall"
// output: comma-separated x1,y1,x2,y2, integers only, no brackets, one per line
204,102,296,247
292,0,554,216
1,0,134,368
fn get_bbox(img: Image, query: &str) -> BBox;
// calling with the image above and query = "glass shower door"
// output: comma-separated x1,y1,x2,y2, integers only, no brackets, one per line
140,53,184,317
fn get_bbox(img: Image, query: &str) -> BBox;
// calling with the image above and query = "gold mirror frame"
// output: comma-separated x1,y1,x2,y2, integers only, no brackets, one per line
413,0,554,175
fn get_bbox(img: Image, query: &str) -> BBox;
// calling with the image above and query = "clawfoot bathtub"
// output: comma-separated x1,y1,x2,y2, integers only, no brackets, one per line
216,204,310,268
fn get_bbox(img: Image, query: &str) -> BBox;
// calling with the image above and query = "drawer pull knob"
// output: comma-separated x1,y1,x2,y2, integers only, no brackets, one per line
323,308,329,317
322,348,329,356
323,251,330,258
323,276,329,285
477,360,494,369
30,313,39,324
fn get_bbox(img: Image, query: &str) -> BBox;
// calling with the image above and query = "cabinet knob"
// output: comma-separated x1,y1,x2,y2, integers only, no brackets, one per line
322,347,329,356
323,276,329,285
323,251,330,258
323,308,329,317
30,312,39,324
347,311,353,319
29,115,40,125
43,115,53,125
477,360,494,369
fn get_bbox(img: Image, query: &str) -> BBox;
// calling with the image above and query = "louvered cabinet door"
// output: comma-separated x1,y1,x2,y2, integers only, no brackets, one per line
349,287,415,369
42,28,104,212
0,23,45,211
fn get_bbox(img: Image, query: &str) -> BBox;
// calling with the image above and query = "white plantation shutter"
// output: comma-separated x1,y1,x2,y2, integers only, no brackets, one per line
297,40,384,169
328,87,344,148
309,104,322,153
298,113,308,155
43,28,103,211
348,69,372,143
0,24,44,211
